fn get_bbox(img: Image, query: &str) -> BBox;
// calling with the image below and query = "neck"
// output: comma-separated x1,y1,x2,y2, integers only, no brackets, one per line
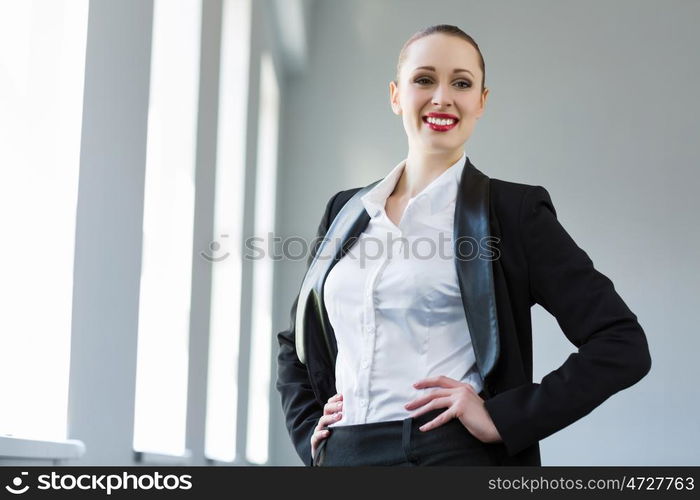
393,148,464,199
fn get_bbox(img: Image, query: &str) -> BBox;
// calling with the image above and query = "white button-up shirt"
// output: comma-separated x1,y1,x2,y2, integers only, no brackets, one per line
324,151,483,427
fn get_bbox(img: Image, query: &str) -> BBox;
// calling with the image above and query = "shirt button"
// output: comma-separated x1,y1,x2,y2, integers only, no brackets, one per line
361,359,369,369
367,325,375,334
360,400,367,407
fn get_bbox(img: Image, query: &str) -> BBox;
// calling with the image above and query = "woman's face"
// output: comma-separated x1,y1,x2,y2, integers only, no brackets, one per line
390,34,488,155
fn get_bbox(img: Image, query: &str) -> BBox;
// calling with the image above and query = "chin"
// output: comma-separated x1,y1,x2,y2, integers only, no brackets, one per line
421,139,464,151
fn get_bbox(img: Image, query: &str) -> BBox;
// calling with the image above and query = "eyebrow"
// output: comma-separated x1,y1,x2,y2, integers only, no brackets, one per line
413,66,474,77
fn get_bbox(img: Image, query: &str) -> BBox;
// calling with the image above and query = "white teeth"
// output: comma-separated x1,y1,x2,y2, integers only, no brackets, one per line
426,116,456,126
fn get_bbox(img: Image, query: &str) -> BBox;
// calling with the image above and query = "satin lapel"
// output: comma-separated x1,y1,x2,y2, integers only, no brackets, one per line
454,158,501,382
295,182,378,364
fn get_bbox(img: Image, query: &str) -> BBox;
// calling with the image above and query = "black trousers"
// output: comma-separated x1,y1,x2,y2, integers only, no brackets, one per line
312,408,507,466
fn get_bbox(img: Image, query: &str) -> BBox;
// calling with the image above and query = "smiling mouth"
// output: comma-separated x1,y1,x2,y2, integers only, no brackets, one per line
422,115,459,131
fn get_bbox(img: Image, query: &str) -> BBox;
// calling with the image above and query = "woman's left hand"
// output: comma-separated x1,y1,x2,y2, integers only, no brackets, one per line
405,375,503,443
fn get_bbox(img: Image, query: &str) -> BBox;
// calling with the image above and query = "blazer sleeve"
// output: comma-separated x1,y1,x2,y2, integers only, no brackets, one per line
275,191,340,466
483,185,652,457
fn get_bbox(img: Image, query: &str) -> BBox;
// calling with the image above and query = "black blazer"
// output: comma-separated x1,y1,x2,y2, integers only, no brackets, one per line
276,156,652,466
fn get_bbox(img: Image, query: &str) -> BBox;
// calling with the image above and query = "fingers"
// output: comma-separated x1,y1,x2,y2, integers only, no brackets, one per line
417,407,455,432
412,375,461,389
407,396,452,419
311,396,342,457
316,412,343,429
310,428,330,456
327,393,343,403
323,397,343,415
404,389,451,410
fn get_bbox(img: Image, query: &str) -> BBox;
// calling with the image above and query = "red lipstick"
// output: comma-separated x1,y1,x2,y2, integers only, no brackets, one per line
422,112,459,132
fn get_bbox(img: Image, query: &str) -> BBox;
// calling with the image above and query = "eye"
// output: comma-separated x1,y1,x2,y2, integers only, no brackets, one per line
414,76,472,89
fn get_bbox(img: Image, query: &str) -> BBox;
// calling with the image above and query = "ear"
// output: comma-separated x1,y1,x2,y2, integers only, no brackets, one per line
389,80,401,115
476,87,489,119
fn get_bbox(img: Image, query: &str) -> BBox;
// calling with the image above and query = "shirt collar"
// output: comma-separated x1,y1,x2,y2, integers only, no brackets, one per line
361,151,467,219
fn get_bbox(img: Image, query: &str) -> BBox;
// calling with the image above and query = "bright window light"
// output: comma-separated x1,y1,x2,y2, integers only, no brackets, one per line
204,0,251,463
132,0,202,456
0,0,89,441
246,52,280,465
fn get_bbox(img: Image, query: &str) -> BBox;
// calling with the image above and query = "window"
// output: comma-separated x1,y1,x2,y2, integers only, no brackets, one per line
132,0,202,456
0,0,89,441
246,52,280,464
204,0,252,463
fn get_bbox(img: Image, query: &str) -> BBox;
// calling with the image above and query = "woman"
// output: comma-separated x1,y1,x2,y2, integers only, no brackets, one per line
276,24,651,466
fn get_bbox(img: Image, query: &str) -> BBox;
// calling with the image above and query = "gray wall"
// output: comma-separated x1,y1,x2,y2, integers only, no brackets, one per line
68,0,153,466
271,0,700,465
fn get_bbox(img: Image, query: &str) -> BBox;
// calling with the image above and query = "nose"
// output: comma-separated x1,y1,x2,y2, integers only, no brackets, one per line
432,82,453,107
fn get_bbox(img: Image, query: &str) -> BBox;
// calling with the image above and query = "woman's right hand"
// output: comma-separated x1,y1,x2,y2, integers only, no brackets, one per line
311,393,343,459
